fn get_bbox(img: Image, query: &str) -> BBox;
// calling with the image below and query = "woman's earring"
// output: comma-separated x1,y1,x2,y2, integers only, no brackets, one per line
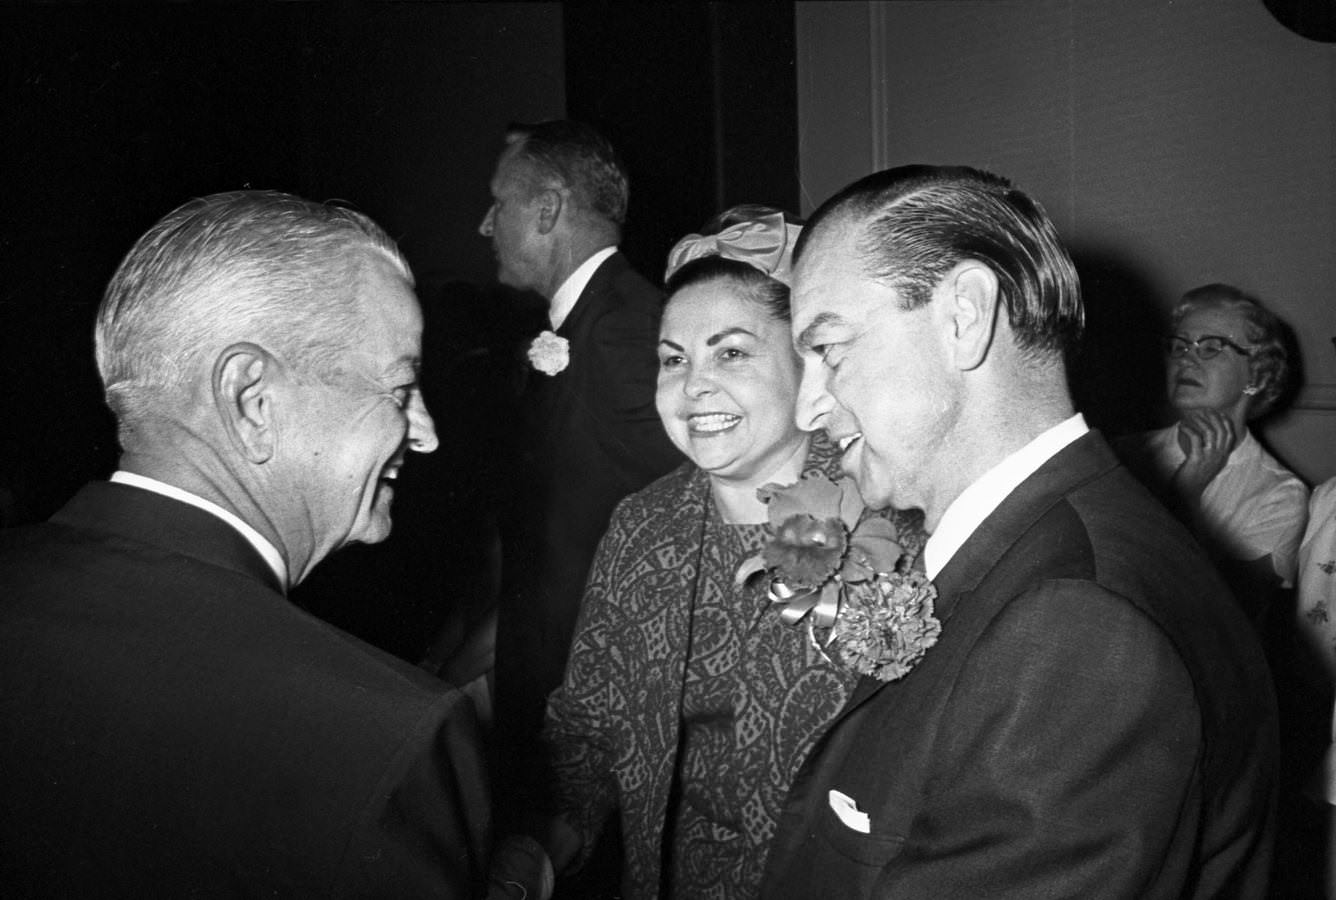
1242,385,1260,396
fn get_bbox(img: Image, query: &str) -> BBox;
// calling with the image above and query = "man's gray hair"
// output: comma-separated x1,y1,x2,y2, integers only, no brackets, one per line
95,190,412,440
504,120,629,226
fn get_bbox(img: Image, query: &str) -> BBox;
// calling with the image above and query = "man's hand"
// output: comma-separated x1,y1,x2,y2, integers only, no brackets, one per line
1173,409,1236,498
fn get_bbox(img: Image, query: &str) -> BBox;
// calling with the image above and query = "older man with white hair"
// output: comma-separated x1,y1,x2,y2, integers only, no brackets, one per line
0,191,488,897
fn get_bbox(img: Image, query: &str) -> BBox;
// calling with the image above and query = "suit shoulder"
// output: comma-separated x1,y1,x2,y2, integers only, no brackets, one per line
1004,468,1274,733
596,253,663,310
1019,464,1218,597
981,576,1184,666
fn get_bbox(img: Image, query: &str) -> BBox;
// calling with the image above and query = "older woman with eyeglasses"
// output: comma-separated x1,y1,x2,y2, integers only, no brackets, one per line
1120,283,1308,618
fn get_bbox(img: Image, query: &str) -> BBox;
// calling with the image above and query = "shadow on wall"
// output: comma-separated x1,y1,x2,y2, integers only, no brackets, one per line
1068,246,1170,439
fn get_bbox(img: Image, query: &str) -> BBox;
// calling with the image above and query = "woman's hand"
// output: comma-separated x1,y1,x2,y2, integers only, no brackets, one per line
486,834,555,900
1172,409,1237,499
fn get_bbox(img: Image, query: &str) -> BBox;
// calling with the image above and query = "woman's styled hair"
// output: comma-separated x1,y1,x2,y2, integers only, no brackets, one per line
1172,283,1293,419
664,204,803,323
95,190,411,441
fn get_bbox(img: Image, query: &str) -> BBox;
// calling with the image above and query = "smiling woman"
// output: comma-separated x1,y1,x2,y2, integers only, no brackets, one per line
487,205,925,900
654,267,807,523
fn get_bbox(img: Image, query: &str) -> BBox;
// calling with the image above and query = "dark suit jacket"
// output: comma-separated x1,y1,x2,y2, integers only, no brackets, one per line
495,251,682,742
0,482,489,898
761,433,1277,899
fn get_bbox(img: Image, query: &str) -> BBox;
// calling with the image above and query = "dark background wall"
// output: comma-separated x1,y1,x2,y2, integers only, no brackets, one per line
1,1,567,523
564,2,799,279
0,1,798,662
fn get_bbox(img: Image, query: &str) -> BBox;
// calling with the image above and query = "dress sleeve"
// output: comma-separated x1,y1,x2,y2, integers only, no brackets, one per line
541,508,634,867
1257,476,1312,586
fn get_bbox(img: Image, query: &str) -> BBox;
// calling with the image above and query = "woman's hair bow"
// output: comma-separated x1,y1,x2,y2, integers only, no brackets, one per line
664,211,803,286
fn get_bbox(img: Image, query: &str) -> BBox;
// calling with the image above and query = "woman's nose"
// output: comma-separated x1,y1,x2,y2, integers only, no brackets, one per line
478,205,495,237
683,364,716,398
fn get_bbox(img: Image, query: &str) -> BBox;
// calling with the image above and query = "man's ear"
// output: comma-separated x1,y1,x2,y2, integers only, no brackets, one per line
534,187,564,235
213,343,277,463
943,261,1000,371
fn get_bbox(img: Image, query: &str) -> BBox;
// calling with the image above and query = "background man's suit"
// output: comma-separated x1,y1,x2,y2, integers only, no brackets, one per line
496,250,681,748
0,482,489,897
761,433,1277,899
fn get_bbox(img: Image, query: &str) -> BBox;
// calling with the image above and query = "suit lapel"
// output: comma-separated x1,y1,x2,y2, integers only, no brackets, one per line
834,432,1119,718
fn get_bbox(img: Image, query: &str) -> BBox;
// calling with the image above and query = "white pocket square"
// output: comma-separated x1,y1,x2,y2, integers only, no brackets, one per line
828,788,871,833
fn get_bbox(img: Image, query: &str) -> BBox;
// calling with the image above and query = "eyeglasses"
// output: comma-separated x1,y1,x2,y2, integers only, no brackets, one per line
1164,334,1254,360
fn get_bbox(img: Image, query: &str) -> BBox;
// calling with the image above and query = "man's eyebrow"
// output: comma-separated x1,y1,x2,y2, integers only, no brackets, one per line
795,312,843,352
380,355,421,380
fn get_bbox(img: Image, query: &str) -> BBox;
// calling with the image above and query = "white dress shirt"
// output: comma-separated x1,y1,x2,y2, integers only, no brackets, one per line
548,245,617,330
1137,424,1308,585
110,471,288,588
924,414,1089,579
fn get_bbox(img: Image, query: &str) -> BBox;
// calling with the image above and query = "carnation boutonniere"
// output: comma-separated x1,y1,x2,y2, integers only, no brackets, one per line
735,472,940,682
527,330,570,376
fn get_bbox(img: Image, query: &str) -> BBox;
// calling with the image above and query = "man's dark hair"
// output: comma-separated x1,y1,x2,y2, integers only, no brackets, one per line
796,164,1083,359
505,120,629,225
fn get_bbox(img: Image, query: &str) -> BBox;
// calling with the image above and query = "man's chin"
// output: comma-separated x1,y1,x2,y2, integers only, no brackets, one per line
496,268,527,292
847,468,895,511
348,507,394,547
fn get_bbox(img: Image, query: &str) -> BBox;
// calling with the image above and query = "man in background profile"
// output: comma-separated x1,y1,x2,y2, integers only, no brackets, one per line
478,120,681,786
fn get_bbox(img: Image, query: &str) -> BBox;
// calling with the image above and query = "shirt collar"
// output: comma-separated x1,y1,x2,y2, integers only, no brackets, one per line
109,471,288,589
923,413,1089,579
549,245,617,330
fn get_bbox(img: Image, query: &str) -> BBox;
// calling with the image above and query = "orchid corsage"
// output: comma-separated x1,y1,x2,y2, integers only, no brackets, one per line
735,472,941,682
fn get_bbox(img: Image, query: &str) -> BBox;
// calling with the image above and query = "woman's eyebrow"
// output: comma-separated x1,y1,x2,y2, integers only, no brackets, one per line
706,327,757,347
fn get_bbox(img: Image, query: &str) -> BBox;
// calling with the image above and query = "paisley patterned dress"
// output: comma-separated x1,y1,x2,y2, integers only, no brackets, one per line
542,438,925,900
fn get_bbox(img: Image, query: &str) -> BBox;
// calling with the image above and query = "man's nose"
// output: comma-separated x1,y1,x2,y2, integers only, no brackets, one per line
794,358,834,432
408,394,439,454
478,205,495,238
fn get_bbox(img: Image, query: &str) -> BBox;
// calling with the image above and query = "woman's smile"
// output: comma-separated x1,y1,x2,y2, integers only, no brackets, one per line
688,412,742,435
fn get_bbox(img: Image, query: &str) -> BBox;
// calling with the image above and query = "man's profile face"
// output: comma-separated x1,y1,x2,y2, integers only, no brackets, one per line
478,144,543,292
283,251,439,567
791,218,957,513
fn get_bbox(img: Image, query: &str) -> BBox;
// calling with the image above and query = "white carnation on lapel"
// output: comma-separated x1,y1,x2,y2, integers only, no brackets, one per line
528,330,570,376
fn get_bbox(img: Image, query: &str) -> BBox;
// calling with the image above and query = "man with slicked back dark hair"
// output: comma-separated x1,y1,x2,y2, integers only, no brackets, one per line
762,165,1277,899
